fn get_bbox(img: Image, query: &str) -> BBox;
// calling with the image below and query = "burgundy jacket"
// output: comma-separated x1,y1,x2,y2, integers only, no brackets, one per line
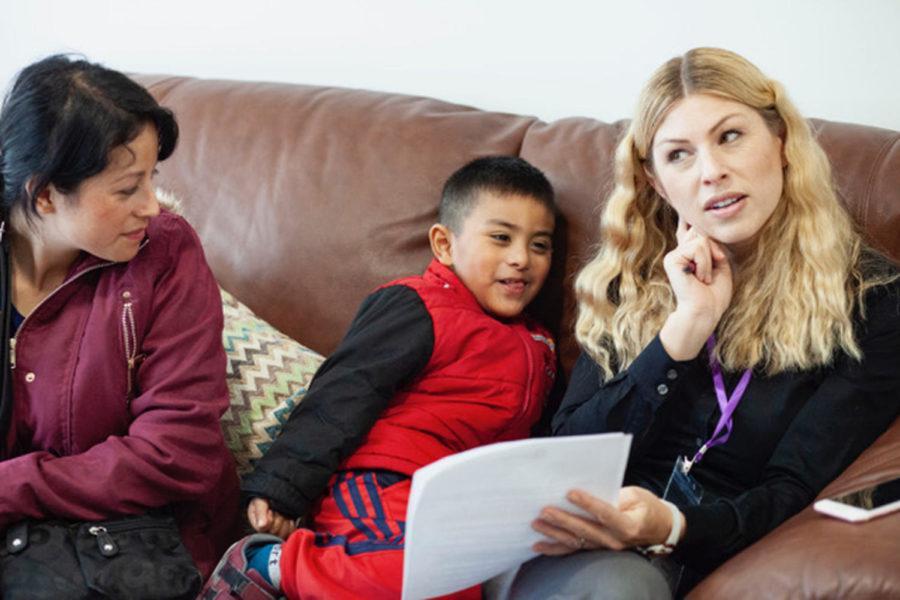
0,211,240,577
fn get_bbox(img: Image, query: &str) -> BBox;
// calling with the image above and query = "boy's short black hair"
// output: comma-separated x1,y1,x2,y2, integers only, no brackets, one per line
439,156,556,232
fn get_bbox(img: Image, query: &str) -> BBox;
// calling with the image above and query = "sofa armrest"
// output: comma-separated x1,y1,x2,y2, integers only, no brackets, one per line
689,415,900,599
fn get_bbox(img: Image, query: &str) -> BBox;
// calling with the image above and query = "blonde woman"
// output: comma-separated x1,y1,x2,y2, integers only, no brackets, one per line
488,48,899,599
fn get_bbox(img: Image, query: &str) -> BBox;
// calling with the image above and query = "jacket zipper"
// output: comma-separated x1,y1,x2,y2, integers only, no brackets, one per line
121,291,138,407
9,238,148,371
9,260,115,370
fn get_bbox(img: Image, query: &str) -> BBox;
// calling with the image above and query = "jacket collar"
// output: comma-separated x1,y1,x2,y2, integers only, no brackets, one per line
423,258,525,323
64,234,151,280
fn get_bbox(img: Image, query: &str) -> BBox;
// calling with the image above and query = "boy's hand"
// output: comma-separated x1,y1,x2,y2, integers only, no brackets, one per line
247,497,298,539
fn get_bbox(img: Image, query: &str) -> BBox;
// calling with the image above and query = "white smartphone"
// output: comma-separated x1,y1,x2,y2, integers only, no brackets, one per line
814,476,900,522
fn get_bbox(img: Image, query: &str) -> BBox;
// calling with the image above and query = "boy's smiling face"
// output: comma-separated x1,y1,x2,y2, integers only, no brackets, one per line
430,191,555,318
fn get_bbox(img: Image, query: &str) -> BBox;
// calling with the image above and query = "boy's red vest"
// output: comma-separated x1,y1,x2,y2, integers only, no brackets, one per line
344,260,556,475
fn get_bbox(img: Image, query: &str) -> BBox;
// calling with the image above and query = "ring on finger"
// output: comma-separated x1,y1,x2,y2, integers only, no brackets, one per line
577,536,586,550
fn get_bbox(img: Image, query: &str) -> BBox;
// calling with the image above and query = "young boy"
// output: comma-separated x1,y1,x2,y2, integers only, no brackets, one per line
201,156,558,600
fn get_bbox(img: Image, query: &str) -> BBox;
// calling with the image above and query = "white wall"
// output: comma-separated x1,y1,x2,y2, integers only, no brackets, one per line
2,0,899,130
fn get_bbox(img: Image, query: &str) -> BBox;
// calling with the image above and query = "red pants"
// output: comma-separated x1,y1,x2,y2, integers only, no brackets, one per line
280,471,479,600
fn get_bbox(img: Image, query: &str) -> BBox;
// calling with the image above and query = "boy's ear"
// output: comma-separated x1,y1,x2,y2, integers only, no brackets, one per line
428,223,454,267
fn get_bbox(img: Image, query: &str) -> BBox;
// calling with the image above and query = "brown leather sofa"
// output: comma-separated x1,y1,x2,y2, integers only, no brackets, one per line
134,74,900,598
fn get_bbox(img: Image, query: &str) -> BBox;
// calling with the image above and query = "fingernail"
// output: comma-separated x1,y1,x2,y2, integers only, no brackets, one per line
567,491,581,502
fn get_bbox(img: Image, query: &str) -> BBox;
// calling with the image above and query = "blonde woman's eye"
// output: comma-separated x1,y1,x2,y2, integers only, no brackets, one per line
721,129,741,143
667,149,688,163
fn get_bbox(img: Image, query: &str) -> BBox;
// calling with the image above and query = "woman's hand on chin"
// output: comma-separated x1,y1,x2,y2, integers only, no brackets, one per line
660,218,734,360
531,486,681,556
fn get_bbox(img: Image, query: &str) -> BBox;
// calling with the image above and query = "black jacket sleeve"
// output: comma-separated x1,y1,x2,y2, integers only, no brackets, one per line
241,284,434,518
552,337,692,454
554,278,900,575
676,279,900,572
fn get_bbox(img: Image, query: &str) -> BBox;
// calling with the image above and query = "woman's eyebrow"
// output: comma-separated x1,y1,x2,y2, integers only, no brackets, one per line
110,169,146,184
655,113,742,146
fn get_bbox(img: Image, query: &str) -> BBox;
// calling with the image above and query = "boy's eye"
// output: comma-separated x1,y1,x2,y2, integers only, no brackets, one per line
491,233,511,243
720,129,741,143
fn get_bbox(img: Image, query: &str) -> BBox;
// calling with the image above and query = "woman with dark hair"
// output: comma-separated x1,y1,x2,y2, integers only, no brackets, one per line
0,55,239,594
488,47,899,599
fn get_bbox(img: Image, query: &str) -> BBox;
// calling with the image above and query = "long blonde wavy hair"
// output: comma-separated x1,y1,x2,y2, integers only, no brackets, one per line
575,47,892,379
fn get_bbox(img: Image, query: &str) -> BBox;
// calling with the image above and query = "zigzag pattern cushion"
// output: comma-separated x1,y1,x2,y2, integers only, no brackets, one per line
219,288,325,474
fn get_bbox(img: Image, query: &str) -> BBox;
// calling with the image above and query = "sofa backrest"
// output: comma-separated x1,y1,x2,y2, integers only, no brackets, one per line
134,75,900,375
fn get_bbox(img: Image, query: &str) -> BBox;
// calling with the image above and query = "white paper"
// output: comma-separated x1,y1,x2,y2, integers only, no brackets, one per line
401,432,632,600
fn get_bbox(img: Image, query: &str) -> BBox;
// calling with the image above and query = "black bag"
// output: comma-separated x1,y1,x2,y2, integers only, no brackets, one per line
0,513,202,600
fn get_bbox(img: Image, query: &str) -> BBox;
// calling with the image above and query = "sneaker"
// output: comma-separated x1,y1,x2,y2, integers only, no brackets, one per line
198,533,284,599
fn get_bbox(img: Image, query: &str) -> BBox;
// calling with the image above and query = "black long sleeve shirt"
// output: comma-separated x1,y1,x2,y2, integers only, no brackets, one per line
553,278,900,574
241,285,434,518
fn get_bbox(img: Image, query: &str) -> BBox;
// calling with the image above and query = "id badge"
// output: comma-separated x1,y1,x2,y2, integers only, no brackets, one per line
662,456,704,506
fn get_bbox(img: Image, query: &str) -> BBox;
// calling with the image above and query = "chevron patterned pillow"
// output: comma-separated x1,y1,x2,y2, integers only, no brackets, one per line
219,288,325,474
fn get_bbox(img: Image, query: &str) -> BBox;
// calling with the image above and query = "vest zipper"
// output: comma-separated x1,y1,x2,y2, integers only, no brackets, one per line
517,328,536,420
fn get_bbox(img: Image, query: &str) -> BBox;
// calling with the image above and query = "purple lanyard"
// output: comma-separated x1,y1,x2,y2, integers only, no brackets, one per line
683,335,752,473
